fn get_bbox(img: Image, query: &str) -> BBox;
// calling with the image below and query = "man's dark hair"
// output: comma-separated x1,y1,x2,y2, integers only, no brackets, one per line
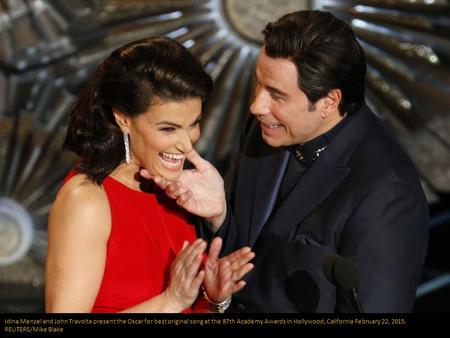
64,37,213,184
263,10,366,115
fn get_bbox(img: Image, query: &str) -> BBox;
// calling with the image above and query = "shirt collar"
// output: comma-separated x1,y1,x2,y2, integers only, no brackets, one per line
292,114,352,167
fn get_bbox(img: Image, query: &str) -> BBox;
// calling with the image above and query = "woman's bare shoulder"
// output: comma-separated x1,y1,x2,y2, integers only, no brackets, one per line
49,173,111,237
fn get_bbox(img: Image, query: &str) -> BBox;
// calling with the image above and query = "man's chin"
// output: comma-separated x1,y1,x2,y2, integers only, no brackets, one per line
262,135,286,148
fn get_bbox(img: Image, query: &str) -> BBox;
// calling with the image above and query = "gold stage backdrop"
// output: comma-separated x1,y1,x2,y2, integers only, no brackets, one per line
0,0,449,312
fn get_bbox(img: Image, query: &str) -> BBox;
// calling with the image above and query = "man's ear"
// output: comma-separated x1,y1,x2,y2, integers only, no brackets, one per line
112,108,131,132
320,89,342,118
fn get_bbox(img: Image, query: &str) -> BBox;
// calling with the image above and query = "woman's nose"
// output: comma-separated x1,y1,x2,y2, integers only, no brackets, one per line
176,132,193,153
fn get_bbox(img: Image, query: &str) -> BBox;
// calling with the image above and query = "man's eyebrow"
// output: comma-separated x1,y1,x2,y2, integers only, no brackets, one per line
266,85,288,98
254,70,288,98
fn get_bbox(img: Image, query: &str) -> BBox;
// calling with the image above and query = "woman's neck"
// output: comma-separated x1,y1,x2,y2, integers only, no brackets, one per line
110,162,142,191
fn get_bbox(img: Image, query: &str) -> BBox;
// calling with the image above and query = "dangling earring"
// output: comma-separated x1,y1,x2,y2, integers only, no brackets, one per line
123,132,131,164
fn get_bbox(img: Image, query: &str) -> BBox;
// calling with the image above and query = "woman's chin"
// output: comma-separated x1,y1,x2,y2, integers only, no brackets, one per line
157,168,183,182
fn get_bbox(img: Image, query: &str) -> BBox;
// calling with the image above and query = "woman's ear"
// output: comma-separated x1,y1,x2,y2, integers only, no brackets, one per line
112,108,131,133
320,89,342,118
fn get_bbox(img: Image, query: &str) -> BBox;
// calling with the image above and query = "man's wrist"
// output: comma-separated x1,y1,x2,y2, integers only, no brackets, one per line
206,204,227,232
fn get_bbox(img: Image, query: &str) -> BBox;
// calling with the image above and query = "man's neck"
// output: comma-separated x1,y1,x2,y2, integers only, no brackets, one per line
302,112,346,145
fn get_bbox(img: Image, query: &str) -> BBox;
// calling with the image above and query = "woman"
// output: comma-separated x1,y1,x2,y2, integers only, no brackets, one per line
45,37,254,313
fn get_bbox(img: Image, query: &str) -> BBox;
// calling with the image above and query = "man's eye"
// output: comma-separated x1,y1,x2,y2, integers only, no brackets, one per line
270,92,282,100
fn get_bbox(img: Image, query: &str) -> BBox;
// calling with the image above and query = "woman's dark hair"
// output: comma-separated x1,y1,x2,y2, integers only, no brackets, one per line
64,37,213,184
263,10,366,115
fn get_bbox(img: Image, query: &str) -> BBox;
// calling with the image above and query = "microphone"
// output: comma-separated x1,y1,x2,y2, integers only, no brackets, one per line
322,253,364,313
286,270,320,313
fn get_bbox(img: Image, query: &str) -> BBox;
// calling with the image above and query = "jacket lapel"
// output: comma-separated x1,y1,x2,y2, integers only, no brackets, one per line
267,158,350,238
250,148,290,246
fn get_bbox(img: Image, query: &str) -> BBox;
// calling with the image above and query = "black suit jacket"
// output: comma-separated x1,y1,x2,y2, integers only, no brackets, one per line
218,105,429,313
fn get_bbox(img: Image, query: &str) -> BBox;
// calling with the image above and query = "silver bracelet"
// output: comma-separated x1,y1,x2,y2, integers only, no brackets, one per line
201,286,232,313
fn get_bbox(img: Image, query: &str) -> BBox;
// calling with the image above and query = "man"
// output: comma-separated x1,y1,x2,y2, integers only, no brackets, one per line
144,10,429,312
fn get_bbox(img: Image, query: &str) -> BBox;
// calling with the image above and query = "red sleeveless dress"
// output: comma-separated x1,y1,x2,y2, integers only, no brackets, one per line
63,172,201,312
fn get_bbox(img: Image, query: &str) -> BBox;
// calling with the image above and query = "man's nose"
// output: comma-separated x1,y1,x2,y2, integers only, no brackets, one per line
250,89,270,116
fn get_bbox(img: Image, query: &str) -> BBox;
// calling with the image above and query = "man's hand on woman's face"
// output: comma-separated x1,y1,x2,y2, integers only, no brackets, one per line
140,149,227,230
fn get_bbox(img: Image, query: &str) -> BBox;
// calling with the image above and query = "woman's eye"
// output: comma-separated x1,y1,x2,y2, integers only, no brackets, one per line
160,127,176,132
